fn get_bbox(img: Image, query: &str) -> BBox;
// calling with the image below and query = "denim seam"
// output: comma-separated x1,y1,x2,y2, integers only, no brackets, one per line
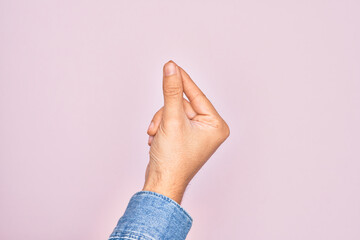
163,204,177,239
109,237,137,240
134,191,193,222
110,230,155,240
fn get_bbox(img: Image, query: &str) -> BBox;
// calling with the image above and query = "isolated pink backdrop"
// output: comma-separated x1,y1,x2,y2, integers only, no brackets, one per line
1,1,360,239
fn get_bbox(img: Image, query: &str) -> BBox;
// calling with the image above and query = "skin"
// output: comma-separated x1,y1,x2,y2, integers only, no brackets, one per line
143,60,230,204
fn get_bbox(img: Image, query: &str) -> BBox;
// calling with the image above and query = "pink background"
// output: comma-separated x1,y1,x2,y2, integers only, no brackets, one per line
1,0,360,239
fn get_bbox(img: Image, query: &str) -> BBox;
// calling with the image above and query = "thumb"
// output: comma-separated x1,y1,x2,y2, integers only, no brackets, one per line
162,61,184,121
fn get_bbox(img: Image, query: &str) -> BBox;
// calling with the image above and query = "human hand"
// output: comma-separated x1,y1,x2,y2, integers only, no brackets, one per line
143,61,230,204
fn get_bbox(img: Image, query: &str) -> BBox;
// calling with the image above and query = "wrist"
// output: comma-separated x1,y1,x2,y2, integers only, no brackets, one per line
142,180,188,204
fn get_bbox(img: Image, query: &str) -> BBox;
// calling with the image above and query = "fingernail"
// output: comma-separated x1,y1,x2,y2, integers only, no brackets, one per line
147,121,154,132
164,61,177,76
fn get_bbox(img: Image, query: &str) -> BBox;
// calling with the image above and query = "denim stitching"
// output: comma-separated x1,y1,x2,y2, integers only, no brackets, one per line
109,237,137,240
110,230,155,240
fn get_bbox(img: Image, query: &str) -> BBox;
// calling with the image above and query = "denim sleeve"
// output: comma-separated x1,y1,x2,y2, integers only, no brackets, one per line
108,191,193,240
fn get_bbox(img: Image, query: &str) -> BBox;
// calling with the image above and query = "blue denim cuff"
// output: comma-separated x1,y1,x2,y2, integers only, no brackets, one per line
109,191,193,240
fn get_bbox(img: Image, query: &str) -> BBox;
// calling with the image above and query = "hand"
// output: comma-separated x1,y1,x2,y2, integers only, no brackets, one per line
143,61,230,204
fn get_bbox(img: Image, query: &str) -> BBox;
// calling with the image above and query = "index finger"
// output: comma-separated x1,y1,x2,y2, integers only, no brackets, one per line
179,66,218,116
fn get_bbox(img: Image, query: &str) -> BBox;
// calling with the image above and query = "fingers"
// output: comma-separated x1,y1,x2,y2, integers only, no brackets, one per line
148,136,154,146
183,98,197,119
147,98,197,146
162,61,185,121
178,66,218,116
147,107,163,136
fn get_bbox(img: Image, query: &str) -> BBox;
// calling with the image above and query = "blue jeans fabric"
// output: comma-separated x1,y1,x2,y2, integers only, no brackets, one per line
109,191,193,240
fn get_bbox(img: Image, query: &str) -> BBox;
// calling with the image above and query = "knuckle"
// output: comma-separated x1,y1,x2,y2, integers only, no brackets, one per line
153,108,163,121
192,92,206,101
164,84,182,97
147,128,153,135
223,122,230,138
212,119,223,129
216,119,230,140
